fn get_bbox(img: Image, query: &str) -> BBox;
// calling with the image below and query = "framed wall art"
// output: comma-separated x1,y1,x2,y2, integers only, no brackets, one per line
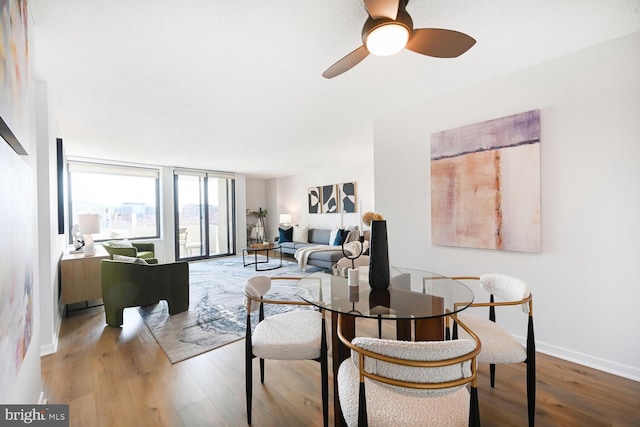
322,184,339,213
338,182,356,213
430,109,541,252
308,186,321,214
0,0,29,155
0,140,34,401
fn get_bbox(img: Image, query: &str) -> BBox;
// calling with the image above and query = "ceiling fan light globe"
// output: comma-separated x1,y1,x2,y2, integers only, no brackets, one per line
365,23,409,56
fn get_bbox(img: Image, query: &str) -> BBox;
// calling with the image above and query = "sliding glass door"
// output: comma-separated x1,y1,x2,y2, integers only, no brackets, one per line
174,170,235,260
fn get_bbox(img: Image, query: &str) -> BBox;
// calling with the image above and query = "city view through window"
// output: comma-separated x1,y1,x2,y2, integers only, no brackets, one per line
69,171,159,241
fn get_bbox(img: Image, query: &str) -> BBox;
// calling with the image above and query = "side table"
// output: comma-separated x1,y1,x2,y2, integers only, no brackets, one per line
242,244,283,271
60,245,110,312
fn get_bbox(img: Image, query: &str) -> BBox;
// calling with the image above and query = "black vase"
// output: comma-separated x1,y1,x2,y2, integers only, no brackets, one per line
368,220,390,290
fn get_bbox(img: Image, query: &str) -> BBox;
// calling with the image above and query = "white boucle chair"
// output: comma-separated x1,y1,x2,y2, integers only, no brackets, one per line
243,275,328,426
453,274,535,427
336,313,481,427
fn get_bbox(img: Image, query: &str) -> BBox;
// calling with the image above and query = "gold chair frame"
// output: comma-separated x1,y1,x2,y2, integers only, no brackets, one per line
336,312,482,427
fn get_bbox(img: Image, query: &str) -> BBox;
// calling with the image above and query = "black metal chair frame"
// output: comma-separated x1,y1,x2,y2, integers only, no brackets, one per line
244,277,329,426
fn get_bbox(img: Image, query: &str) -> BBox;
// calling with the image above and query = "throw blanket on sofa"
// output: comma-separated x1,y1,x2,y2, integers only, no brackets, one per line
295,241,367,271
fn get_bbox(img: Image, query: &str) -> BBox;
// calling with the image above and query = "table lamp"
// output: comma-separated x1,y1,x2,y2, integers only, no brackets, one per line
279,213,292,227
78,214,100,257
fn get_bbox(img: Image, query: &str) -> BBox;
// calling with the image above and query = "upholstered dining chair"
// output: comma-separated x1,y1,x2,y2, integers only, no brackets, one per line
452,274,535,427
336,313,481,427
243,275,328,426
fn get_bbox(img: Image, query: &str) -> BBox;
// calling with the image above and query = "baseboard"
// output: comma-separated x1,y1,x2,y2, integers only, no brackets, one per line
40,340,58,356
513,334,640,382
40,307,62,356
537,342,640,382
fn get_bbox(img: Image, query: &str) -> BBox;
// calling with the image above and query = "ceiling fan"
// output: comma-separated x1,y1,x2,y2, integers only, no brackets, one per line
322,0,476,79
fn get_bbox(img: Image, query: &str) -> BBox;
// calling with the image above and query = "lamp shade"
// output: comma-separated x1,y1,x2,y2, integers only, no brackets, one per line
279,214,292,224
78,214,100,234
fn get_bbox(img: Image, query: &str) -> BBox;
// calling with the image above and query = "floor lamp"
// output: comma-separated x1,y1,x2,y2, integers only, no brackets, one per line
78,214,100,257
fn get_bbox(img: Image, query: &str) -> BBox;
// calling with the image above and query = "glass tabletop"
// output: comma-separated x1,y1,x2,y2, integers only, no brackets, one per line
297,266,474,320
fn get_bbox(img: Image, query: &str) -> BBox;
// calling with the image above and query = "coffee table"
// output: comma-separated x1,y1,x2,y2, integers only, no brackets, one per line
242,243,283,271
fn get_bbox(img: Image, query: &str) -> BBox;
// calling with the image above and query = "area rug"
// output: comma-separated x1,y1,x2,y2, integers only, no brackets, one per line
137,255,322,363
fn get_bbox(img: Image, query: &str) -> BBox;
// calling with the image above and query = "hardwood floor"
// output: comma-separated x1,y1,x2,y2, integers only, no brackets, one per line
42,306,640,427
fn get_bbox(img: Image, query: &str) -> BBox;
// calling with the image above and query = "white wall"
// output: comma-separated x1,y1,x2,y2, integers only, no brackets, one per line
374,32,640,380
8,13,45,403
270,160,375,233
35,81,65,358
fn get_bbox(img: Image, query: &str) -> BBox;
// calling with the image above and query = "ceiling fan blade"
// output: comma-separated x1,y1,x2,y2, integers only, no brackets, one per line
322,45,370,79
406,28,476,58
363,0,399,20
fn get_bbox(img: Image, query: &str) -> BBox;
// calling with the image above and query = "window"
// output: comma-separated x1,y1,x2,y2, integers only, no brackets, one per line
68,162,160,241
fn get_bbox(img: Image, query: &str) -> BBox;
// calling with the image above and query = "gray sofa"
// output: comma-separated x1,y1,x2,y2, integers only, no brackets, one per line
278,228,345,270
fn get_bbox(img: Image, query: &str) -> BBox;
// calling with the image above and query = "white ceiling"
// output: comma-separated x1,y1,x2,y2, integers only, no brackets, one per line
30,0,640,178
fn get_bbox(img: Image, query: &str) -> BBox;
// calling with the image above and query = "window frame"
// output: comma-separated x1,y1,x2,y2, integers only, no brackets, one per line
67,161,161,243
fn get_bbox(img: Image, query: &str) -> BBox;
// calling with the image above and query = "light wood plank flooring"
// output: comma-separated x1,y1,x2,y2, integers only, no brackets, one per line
42,305,640,426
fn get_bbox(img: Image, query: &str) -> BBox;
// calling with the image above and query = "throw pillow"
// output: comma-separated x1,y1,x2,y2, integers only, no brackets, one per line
329,226,341,246
110,238,133,248
333,231,344,246
278,227,293,243
293,225,309,243
112,254,148,264
344,226,361,244
339,228,351,243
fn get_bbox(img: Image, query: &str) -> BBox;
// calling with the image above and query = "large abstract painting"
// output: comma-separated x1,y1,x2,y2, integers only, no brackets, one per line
430,110,541,252
0,0,29,155
0,140,34,401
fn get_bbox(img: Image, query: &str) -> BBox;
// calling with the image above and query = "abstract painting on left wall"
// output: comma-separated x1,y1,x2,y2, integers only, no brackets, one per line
1,0,33,401
0,140,34,401
0,0,30,155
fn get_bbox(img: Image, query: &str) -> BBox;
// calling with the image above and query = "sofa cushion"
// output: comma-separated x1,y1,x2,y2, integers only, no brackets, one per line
307,250,344,264
136,251,155,259
308,228,331,245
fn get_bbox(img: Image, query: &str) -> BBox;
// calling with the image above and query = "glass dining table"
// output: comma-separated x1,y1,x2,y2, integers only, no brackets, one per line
296,266,475,427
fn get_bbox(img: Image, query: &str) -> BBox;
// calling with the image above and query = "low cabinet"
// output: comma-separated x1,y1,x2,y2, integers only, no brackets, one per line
60,245,109,306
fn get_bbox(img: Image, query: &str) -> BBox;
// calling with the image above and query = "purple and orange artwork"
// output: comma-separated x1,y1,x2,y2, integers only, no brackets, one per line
430,110,541,252
1,0,29,154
